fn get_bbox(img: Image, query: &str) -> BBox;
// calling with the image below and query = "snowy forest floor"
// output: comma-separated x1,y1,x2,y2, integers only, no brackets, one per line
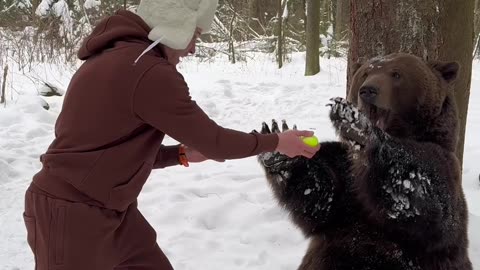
0,53,479,269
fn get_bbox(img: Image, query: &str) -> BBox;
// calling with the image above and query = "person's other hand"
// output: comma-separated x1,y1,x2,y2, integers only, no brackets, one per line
184,146,225,163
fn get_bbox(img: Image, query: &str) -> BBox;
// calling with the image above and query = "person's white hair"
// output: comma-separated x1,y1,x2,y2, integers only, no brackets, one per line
136,0,218,50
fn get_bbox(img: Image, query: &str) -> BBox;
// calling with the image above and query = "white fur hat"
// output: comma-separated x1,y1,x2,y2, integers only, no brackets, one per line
136,0,218,50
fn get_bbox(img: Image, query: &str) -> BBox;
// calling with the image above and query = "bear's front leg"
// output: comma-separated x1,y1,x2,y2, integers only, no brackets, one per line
361,134,459,244
328,97,460,242
359,137,460,239
257,120,351,235
328,97,375,150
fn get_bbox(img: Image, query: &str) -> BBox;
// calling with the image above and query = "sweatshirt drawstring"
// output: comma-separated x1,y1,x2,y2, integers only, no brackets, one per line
134,37,163,65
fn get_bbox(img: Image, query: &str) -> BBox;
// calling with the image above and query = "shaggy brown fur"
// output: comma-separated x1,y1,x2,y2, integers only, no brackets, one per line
257,53,472,270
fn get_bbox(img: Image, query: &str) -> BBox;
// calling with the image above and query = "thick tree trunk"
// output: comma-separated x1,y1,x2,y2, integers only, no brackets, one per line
474,0,480,57
248,0,264,35
305,0,321,75
439,0,476,168
335,0,349,41
475,0,480,37
347,0,475,170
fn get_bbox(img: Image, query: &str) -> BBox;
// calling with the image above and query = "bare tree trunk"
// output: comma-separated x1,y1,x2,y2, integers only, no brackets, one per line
335,0,349,41
248,0,264,35
318,0,331,36
320,0,330,23
31,0,41,14
305,0,321,75
303,0,307,31
1,65,8,106
300,0,307,45
331,0,337,33
347,0,475,170
474,0,480,57
277,0,283,68
229,12,236,64
276,0,288,68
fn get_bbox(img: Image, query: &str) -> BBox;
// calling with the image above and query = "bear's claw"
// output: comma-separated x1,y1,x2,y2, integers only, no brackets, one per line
328,97,372,147
257,119,298,170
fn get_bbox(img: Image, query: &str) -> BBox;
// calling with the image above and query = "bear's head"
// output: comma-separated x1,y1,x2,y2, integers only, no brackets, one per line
348,53,460,151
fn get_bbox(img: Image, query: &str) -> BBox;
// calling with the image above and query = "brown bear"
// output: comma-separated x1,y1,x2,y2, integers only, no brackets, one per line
257,53,472,270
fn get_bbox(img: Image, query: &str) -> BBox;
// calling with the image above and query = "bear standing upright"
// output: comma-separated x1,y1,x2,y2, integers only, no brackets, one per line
257,53,472,270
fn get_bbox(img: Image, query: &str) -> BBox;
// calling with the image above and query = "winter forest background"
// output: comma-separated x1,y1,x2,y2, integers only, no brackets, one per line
1,0,480,269
1,0,480,161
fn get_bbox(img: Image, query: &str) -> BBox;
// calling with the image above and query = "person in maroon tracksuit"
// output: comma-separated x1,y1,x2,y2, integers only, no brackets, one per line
23,0,320,269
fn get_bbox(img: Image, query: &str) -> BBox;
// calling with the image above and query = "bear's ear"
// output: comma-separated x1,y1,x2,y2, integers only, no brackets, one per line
429,61,460,83
350,61,363,77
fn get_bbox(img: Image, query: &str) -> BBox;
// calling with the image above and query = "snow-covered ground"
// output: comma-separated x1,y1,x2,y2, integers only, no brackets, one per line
0,54,479,269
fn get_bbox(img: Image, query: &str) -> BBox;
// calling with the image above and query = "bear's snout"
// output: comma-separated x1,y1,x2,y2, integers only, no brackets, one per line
359,85,378,104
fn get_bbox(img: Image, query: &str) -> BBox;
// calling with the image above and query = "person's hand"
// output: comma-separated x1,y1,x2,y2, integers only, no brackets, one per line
184,146,225,163
277,130,320,158
257,119,320,158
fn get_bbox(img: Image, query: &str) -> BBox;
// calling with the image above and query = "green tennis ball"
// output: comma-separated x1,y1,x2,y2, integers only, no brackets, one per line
302,136,319,147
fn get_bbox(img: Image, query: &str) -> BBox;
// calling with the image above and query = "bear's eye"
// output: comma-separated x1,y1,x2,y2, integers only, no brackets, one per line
391,71,401,79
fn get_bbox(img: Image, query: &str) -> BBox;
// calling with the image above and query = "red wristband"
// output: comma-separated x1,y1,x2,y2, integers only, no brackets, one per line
179,145,189,167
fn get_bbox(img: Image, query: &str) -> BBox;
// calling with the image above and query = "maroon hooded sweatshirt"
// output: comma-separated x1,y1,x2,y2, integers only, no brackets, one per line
32,10,278,212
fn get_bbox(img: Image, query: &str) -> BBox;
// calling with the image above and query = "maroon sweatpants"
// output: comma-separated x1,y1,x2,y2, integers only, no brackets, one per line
23,184,174,270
